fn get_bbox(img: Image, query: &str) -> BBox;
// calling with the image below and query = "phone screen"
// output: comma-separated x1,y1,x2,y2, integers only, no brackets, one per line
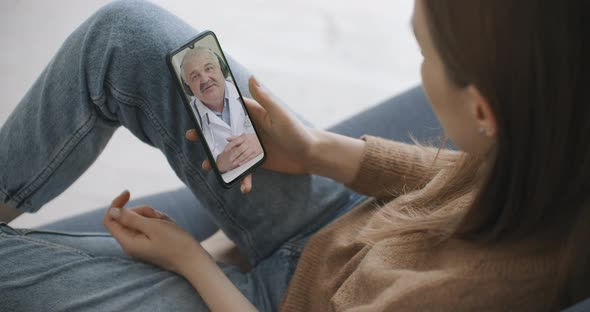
168,31,265,186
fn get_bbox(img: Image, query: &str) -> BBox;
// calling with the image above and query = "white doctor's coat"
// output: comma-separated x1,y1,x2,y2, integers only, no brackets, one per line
191,80,255,160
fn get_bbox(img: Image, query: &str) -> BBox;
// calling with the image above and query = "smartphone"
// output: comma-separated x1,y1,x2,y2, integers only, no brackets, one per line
167,30,266,188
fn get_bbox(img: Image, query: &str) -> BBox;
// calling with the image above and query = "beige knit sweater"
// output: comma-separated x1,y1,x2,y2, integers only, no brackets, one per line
279,136,557,311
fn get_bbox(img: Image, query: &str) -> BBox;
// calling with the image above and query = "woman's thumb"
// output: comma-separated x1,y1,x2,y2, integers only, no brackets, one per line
248,76,280,115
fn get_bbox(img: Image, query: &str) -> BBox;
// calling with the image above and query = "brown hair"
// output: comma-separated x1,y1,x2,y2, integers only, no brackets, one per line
425,1,590,307
362,0,590,309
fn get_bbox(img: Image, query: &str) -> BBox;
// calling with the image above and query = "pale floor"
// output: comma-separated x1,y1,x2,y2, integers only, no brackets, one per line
1,0,420,228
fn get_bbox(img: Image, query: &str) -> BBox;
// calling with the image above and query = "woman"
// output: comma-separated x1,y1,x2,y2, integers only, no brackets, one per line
1,0,588,311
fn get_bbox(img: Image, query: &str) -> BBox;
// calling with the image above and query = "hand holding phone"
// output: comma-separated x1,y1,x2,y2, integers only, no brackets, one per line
186,76,319,192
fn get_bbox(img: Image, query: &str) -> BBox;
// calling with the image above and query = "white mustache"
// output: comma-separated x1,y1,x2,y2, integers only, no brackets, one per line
200,80,217,92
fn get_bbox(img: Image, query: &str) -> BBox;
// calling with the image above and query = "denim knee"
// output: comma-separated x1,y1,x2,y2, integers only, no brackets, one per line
91,0,192,50
92,0,160,30
82,0,199,117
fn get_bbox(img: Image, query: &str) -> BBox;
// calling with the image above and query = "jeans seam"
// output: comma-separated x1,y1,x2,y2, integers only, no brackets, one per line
0,188,9,205
2,234,93,258
278,243,305,255
10,112,98,211
18,229,113,238
102,80,261,262
90,91,118,122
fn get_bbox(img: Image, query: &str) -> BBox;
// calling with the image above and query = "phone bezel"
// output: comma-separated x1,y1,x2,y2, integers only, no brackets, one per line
166,30,266,188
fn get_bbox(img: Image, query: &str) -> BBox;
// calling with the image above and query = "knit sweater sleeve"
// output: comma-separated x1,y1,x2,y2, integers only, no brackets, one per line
346,135,458,200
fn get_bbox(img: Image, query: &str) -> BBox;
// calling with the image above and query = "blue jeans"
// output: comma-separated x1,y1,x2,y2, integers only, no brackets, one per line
0,1,441,311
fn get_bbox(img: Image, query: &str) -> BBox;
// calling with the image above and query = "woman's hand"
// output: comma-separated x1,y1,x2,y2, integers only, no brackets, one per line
244,77,319,172
103,190,199,274
185,76,318,192
104,191,258,311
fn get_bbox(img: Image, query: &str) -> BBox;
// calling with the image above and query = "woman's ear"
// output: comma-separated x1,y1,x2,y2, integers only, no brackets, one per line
467,86,497,138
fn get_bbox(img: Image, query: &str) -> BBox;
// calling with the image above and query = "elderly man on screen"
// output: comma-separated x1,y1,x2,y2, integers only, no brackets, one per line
181,46,262,173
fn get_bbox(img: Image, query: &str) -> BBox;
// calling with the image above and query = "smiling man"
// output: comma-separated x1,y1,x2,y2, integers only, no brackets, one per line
180,46,262,173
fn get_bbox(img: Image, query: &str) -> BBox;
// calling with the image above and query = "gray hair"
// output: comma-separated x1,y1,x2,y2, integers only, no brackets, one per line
180,46,220,81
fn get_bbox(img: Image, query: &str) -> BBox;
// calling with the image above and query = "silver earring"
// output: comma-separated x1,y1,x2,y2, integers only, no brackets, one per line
479,127,486,135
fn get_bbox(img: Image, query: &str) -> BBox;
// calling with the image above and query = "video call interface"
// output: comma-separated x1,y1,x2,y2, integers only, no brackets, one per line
171,34,264,183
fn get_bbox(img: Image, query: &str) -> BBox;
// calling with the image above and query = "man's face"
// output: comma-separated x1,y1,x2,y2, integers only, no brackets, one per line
183,52,226,109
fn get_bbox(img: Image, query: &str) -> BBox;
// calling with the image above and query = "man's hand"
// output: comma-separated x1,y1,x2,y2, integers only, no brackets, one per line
216,133,263,173
229,133,263,166
103,190,199,274
185,131,254,194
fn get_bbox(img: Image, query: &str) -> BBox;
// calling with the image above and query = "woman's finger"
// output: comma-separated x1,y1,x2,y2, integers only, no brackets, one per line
108,206,151,235
131,205,161,219
185,129,210,170
185,129,199,141
248,76,284,118
111,190,130,208
241,175,252,193
132,206,176,223
202,159,211,170
103,190,131,230
159,212,176,223
104,215,146,247
243,97,267,124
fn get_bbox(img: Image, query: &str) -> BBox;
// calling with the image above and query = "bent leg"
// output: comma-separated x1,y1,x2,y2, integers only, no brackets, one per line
37,87,442,254
0,0,348,266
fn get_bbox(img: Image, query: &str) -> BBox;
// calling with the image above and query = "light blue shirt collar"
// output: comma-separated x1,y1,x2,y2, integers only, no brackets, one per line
213,90,231,127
